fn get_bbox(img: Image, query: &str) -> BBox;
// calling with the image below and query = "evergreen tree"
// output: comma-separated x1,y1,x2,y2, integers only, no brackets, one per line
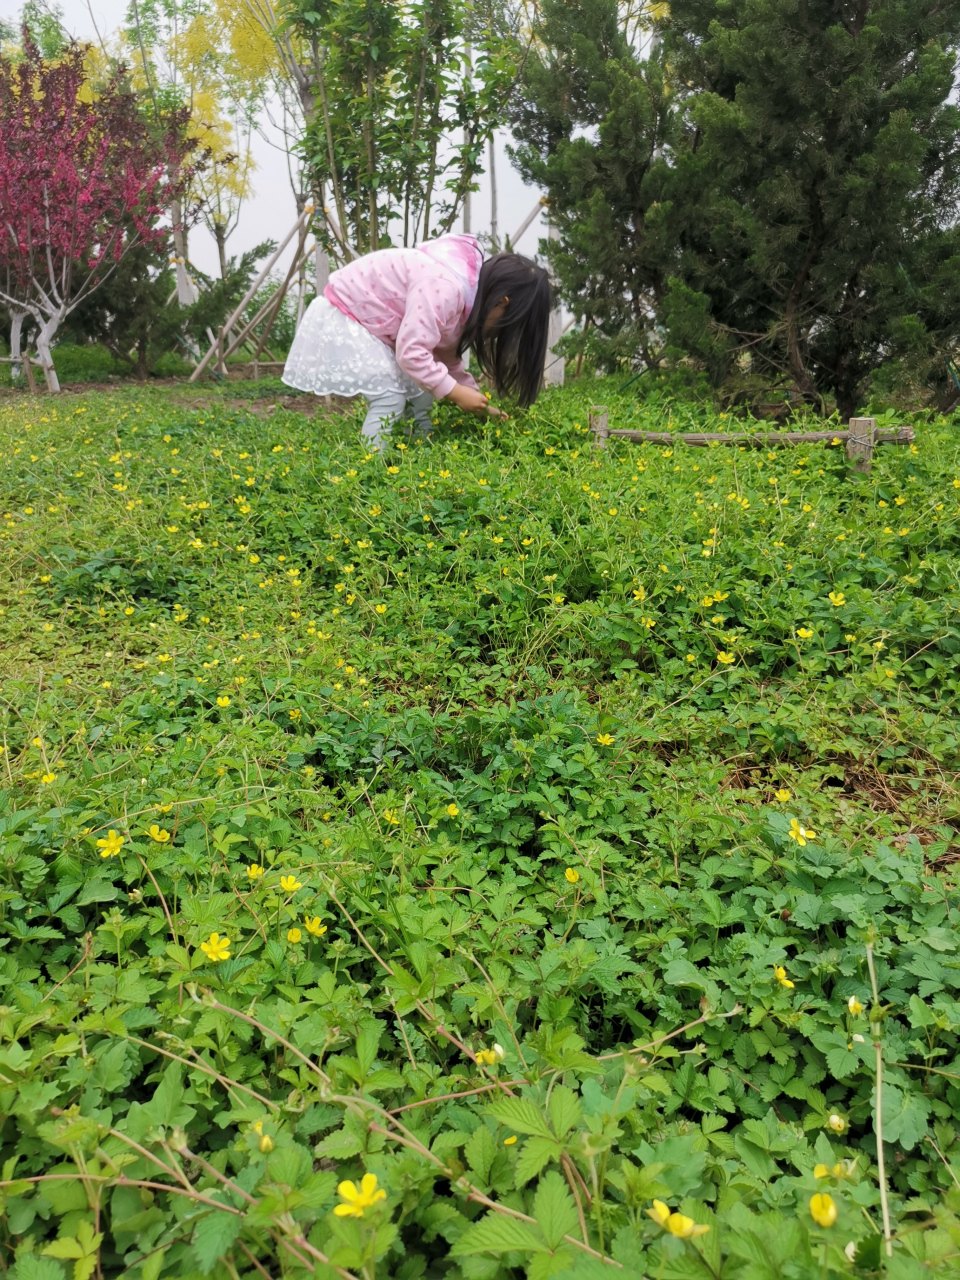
512,0,960,414
509,0,676,372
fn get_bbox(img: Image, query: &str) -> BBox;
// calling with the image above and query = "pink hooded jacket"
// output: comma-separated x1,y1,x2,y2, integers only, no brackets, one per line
324,234,483,398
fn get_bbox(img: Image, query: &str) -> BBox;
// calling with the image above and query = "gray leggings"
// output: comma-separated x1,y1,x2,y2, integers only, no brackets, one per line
362,388,433,450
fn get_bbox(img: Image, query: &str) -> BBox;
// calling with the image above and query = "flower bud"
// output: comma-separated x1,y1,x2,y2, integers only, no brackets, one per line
259,1133,274,1153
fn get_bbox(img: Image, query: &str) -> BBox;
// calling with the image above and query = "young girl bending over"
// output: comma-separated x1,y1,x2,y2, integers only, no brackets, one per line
282,234,551,449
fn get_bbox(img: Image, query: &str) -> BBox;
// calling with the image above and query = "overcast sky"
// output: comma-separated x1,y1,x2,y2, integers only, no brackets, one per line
32,0,550,281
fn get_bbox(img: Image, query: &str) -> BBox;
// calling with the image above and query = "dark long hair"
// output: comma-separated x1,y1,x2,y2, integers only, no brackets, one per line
457,253,551,407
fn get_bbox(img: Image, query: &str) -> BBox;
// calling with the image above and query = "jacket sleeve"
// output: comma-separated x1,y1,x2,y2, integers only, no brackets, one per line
394,277,468,397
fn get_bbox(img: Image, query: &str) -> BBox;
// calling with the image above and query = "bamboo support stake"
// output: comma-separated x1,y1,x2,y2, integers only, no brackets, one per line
846,417,876,474
589,405,609,449
22,353,37,393
189,207,313,382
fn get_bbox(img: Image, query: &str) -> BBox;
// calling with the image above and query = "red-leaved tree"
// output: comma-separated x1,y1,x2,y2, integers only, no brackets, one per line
0,37,193,390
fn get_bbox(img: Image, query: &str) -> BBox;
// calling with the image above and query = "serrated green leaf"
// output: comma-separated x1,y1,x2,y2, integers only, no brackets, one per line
532,1170,578,1249
192,1207,243,1271
488,1097,553,1139
548,1086,581,1139
465,1124,497,1184
450,1212,547,1256
516,1135,563,1187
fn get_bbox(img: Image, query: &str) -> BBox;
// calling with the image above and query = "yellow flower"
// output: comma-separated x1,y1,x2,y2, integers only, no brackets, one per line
475,1044,505,1066
827,1114,846,1134
796,627,814,639
847,995,863,1015
217,696,231,707
446,803,459,817
334,1173,387,1218
157,653,171,662
40,772,56,785
503,1135,517,1145
375,604,387,614
96,829,125,858
287,928,302,943
200,932,231,963
773,965,795,989
280,875,302,893
844,634,856,642
787,818,816,846
814,1164,829,1179
809,1193,837,1228
596,733,615,746
565,867,580,884
827,591,846,607
716,651,735,664
646,1200,710,1238
147,825,171,843
305,916,327,937
247,864,264,881
774,788,791,802
384,808,400,824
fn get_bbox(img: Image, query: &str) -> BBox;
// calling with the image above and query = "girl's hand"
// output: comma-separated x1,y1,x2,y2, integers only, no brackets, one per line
446,383,504,418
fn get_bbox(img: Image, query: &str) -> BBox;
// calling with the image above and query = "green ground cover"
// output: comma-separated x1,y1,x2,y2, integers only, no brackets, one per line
2,381,960,1279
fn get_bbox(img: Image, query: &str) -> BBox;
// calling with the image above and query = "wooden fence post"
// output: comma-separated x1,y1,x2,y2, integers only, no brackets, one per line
589,405,609,450
22,353,37,394
846,417,875,474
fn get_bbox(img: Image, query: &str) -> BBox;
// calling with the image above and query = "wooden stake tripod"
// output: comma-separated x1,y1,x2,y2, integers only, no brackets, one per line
190,208,314,382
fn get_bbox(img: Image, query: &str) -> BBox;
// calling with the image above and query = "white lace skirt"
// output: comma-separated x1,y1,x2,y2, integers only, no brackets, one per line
282,296,420,399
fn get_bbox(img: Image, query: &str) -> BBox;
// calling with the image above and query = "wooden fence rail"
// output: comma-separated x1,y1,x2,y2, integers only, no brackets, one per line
588,408,912,475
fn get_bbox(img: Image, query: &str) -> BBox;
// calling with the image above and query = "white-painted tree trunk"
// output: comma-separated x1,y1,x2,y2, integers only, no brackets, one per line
9,308,25,380
35,312,62,392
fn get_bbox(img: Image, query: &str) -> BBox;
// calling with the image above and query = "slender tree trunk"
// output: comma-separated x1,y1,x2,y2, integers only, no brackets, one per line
364,46,379,250
9,307,24,379
405,45,429,246
136,335,149,381
310,40,352,260
215,222,228,281
489,134,498,249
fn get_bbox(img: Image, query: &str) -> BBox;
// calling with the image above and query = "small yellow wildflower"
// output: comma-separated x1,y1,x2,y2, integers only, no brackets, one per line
565,867,580,884
596,732,615,746
809,1193,837,1228
446,803,459,817
217,696,231,707
305,916,327,937
375,604,387,614
247,864,265,881
716,651,735,664
774,788,791,802
280,875,302,893
287,928,302,943
774,965,795,989
847,995,863,1015
828,591,846,607
200,933,231,963
646,1201,710,1238
827,1114,847,1134
334,1173,386,1218
147,825,171,843
475,1044,505,1066
503,1135,517,1145
796,627,814,639
787,818,816,846
96,830,125,858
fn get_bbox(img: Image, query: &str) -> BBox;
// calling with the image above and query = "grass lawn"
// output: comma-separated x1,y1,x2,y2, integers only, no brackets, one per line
3,380,960,1278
